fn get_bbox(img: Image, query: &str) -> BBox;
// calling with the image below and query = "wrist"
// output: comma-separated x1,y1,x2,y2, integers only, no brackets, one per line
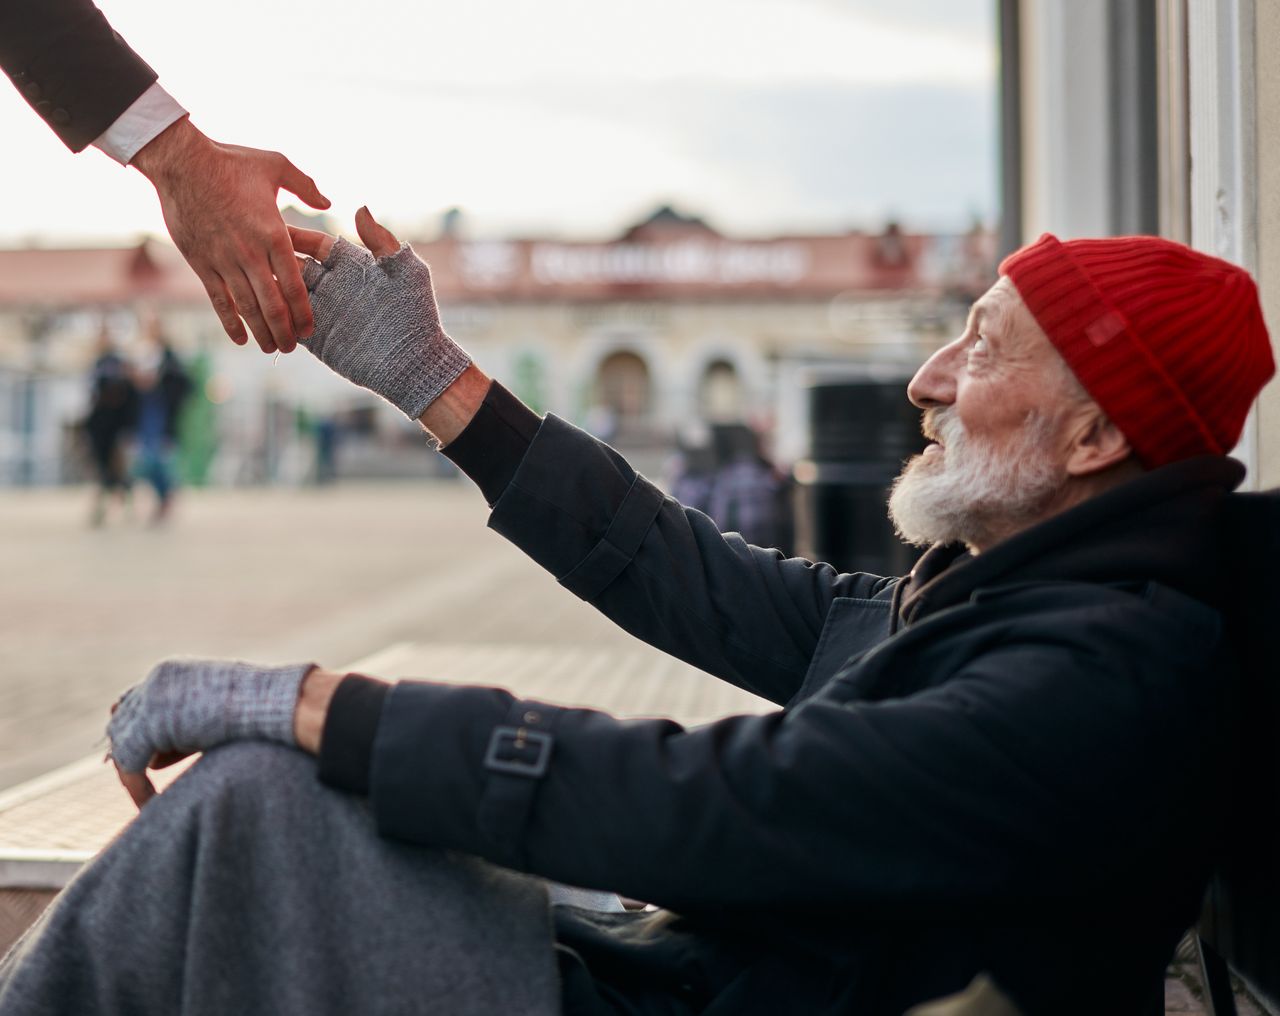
419,363,492,447
130,115,207,181
293,666,345,754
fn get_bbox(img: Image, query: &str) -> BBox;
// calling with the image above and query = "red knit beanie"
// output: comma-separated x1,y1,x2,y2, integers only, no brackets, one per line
999,233,1275,468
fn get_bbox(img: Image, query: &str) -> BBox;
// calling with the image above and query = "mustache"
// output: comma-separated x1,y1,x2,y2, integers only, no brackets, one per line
920,407,963,446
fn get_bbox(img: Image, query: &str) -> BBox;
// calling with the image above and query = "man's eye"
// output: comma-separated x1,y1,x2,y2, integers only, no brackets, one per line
970,336,989,356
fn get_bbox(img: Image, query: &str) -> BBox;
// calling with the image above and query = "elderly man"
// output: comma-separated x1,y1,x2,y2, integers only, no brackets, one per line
1,215,1273,1016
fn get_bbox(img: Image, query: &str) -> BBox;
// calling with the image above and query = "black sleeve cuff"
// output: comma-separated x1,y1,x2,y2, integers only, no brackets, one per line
317,674,392,795
441,381,542,507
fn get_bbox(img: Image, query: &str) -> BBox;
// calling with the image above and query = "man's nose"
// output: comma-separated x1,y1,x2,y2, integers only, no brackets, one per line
907,340,961,409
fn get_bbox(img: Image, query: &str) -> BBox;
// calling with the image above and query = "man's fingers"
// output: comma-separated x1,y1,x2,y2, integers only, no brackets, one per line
199,271,248,346
355,206,401,258
288,224,336,262
244,260,299,352
276,156,331,210
271,240,315,340
228,271,280,354
114,763,156,810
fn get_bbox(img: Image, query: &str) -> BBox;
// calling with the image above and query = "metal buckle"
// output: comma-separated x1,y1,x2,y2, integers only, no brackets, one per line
483,725,553,778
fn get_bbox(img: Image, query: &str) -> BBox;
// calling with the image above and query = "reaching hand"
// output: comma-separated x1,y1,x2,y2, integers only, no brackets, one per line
107,657,315,807
289,208,472,420
132,117,330,354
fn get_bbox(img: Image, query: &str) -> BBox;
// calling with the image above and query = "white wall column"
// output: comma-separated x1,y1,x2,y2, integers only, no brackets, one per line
1186,0,1261,484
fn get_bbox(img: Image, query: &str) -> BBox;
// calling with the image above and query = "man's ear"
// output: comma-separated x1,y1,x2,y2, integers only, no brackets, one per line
1063,407,1133,477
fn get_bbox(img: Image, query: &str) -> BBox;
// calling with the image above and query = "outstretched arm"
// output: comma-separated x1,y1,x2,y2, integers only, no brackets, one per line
0,0,330,352
292,212,894,701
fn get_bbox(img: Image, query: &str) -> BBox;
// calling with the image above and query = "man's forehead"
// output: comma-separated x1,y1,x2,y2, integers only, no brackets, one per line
969,278,1019,329
967,277,1053,354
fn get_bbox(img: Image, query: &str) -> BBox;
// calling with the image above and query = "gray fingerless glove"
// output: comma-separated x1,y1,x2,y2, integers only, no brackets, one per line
300,237,471,420
106,658,314,773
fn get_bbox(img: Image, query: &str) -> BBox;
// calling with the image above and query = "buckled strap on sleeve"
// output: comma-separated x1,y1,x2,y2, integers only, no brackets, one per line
476,701,562,869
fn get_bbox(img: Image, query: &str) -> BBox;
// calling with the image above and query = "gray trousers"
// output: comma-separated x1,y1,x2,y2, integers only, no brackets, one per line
0,743,564,1016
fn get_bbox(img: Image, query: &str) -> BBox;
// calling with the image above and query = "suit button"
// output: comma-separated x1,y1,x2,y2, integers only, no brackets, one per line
34,99,51,114
51,107,71,126
23,80,41,101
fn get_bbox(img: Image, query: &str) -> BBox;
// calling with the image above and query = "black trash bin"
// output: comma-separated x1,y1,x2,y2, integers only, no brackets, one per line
793,378,926,576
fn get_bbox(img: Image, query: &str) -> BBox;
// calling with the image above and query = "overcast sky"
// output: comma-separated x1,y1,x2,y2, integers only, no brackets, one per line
0,0,996,245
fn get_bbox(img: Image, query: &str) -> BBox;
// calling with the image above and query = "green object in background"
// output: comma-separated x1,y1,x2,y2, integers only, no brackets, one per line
512,351,547,414
175,352,218,487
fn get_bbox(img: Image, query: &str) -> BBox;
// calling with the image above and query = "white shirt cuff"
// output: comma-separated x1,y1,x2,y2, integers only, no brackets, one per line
92,82,188,165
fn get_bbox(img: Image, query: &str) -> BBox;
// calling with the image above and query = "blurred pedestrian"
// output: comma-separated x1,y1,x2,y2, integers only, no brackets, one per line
668,422,715,514
705,423,790,551
132,331,192,524
313,414,340,486
83,329,138,526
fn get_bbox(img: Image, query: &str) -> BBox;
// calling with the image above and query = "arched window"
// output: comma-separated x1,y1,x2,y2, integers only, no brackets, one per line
594,350,652,419
698,359,742,421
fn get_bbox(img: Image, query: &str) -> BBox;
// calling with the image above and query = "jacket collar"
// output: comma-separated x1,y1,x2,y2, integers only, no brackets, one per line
890,456,1245,631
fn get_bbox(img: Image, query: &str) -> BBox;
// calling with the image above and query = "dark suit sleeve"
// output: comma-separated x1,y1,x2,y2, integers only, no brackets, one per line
0,0,159,152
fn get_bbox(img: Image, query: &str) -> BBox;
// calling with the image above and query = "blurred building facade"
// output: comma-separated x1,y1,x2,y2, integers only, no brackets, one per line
0,208,996,486
0,241,209,486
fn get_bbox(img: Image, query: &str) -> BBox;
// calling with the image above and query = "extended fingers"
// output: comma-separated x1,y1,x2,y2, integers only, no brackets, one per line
288,211,400,266
355,206,401,258
271,240,314,341
244,258,298,353
197,271,248,346
275,154,331,211
288,224,336,262
228,270,279,354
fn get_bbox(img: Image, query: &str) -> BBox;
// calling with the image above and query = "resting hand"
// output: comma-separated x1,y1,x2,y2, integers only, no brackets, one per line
132,117,330,354
290,208,472,421
107,658,315,808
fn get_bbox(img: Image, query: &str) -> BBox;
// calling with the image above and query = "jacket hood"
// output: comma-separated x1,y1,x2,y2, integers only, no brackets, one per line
893,455,1245,630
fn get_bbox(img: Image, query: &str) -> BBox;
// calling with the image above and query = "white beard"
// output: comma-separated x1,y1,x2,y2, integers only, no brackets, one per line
887,407,1065,551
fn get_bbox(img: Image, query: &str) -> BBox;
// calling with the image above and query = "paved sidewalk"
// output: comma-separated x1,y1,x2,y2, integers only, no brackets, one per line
0,481,665,792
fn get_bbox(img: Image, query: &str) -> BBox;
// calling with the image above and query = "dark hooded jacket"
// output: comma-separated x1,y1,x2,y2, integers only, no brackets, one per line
320,383,1243,1015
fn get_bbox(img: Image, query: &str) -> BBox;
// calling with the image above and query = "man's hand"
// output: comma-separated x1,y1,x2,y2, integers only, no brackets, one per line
132,117,330,354
289,207,472,421
107,657,316,808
